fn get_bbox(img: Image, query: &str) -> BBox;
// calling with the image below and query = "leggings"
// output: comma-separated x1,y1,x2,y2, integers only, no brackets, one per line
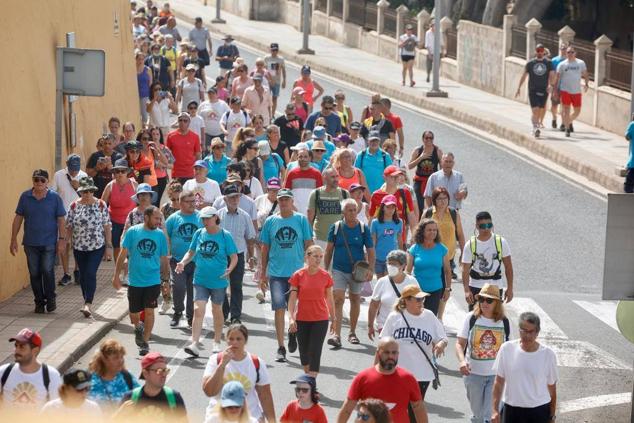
296,320,329,373
156,176,168,205
424,288,443,316
413,178,429,219
408,381,431,423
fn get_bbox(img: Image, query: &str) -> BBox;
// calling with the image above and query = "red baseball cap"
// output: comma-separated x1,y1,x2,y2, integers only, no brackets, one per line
139,352,167,379
383,165,404,177
9,328,42,347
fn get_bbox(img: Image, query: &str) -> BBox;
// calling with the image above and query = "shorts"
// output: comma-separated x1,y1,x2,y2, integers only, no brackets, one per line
270,83,281,97
374,260,387,275
194,285,226,304
401,54,415,63
270,276,290,310
111,222,125,249
332,269,363,295
528,90,548,108
560,90,582,107
128,284,161,313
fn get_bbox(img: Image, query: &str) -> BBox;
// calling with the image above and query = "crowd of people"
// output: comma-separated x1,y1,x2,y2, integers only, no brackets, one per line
3,3,561,423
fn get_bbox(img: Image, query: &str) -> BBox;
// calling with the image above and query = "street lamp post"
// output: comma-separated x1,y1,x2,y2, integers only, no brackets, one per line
426,0,448,97
298,0,315,54
630,32,633,116
211,0,226,24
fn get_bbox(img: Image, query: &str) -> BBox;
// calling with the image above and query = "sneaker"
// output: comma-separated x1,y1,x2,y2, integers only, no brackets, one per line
74,269,81,285
159,300,171,315
184,342,200,357
288,332,297,353
230,317,241,325
534,128,541,138
187,317,193,328
212,342,222,353
170,313,181,327
451,272,458,280
139,342,149,356
559,124,566,131
255,291,265,304
46,300,56,313
569,123,574,133
565,128,571,137
57,274,71,286
426,75,430,83
34,304,46,314
276,346,287,362
134,324,144,347
551,119,557,129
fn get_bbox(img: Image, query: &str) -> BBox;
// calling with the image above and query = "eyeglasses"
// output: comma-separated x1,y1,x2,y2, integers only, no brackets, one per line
519,327,538,335
478,223,493,229
478,297,495,304
407,297,425,303
295,387,310,394
178,119,190,122
147,367,171,376
436,197,449,202
33,177,47,183
356,412,372,421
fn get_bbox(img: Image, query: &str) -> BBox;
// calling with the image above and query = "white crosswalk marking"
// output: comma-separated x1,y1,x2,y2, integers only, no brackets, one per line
572,300,619,332
559,392,632,414
504,297,568,339
442,296,468,336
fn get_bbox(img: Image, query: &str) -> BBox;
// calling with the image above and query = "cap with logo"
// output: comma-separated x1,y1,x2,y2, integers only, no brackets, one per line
125,140,142,151
367,130,381,141
66,154,81,172
194,159,208,169
277,188,294,198
223,184,241,197
349,183,365,192
266,177,281,190
270,43,279,50
349,121,362,130
63,369,92,390
9,328,42,347
32,169,49,180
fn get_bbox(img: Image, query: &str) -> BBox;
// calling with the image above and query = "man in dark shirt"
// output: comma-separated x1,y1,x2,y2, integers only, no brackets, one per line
119,352,187,421
360,101,395,144
86,135,123,197
145,43,173,90
304,95,343,137
274,103,304,149
516,43,555,138
215,35,240,73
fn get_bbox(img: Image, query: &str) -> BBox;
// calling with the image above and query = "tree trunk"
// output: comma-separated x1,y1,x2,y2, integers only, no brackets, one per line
439,0,455,18
482,0,507,27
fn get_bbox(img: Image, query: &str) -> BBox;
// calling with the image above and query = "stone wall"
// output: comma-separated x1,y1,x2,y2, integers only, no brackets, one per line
457,21,504,95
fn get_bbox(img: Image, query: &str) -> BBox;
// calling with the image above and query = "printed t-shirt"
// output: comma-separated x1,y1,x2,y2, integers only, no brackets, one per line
204,353,271,420
220,109,250,143
283,167,323,215
280,400,327,423
371,274,418,330
526,58,553,92
189,228,238,288
355,149,393,193
380,309,447,381
88,371,140,408
260,213,313,278
400,34,418,56
458,311,510,376
461,234,511,289
289,268,333,321
262,153,284,182
307,187,347,241
264,55,286,85
557,59,587,94
493,340,558,408
0,363,62,408
327,222,373,274
199,100,230,136
371,220,403,261
121,225,168,287
347,366,421,423
166,129,201,178
183,178,222,208
408,243,448,292
165,211,203,261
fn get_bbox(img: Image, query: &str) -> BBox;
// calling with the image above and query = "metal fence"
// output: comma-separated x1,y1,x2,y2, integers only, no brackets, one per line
315,0,326,13
511,26,526,59
332,0,343,18
605,48,632,91
446,27,457,59
535,29,559,58
384,7,397,37
348,0,366,27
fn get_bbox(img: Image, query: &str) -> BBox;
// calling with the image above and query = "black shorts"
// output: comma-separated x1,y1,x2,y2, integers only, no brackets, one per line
401,54,415,63
529,90,548,108
128,284,161,313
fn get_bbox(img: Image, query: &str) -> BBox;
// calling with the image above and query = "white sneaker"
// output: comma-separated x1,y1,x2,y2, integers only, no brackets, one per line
212,342,222,353
184,342,199,357
159,300,171,315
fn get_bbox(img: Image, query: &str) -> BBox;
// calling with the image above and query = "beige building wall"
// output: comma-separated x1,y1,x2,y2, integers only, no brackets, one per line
0,0,140,301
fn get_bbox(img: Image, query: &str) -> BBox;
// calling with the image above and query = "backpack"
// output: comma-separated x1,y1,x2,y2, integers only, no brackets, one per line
423,206,457,238
312,188,348,223
131,386,177,409
222,109,249,126
1,363,50,401
463,314,510,356
216,352,261,384
469,235,503,280
121,369,134,390
358,150,387,170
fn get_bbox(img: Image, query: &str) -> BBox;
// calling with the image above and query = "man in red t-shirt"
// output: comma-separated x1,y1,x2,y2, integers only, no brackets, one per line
166,112,202,184
380,98,405,156
284,149,323,215
369,166,417,243
337,337,428,423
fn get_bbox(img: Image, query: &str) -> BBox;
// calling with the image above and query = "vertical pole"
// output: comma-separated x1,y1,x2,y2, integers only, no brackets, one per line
298,0,315,54
66,33,77,150
55,48,63,171
212,0,226,23
630,33,633,116
426,0,447,97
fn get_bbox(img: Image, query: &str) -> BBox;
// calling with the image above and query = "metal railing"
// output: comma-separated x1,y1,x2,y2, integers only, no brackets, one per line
605,48,632,91
332,0,343,18
384,7,397,37
535,29,559,58
511,26,526,59
446,27,457,59
348,0,366,27
315,0,327,13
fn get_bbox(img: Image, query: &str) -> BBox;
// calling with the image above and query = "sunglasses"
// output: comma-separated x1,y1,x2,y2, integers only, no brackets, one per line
478,223,493,229
478,297,495,304
407,297,425,303
224,406,242,411
323,106,334,110
357,412,371,421
188,107,197,110
33,177,47,183
147,367,171,375
424,136,434,140
295,387,310,394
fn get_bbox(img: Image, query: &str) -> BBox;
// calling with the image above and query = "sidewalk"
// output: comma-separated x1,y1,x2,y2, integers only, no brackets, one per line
173,0,627,192
0,260,128,371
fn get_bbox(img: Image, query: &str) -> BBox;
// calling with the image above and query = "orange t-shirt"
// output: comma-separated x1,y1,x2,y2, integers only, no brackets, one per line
131,153,157,187
289,268,333,321
281,400,327,423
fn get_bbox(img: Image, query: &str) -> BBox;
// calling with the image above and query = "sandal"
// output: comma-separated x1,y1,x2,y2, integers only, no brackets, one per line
327,335,342,348
348,333,360,345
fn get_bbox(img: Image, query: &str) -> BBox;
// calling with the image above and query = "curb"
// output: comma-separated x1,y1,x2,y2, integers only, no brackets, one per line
172,8,622,193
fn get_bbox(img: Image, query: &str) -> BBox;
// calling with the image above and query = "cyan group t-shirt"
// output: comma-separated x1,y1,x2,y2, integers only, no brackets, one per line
122,225,169,287
263,153,284,182
328,221,373,274
165,211,203,261
626,121,634,169
408,242,448,293
189,228,238,289
260,213,313,277
371,220,403,261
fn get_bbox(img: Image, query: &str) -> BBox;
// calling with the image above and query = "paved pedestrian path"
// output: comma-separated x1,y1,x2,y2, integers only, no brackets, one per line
171,0,628,193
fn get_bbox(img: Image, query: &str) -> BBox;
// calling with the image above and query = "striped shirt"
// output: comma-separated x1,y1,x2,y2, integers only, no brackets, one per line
218,207,256,254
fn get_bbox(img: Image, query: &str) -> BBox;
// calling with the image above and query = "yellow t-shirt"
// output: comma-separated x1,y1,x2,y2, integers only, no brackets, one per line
161,46,177,75
432,207,457,259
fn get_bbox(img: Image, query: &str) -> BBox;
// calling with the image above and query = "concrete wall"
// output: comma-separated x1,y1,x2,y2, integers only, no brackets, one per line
457,21,504,95
280,0,301,31
503,57,526,100
0,0,139,301
210,0,252,19
595,86,631,134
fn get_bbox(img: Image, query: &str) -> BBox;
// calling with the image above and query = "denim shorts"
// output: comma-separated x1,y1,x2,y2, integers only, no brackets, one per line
332,269,363,295
270,276,290,311
374,260,387,275
270,83,280,97
194,285,226,305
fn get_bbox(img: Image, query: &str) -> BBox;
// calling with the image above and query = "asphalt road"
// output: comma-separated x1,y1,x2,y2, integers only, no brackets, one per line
73,17,633,422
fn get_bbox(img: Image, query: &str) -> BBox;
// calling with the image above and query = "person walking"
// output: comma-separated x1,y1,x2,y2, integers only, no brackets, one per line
166,112,203,184
10,170,66,313
461,211,514,311
259,189,313,362
553,46,589,137
165,190,202,327
176,64,205,112
408,131,442,216
355,131,393,194
136,50,153,124
324,198,375,348
146,44,173,92
292,65,324,114
491,312,558,423
189,17,213,66
87,135,123,198
183,160,222,210
264,43,287,114
147,82,178,136
516,44,555,138
398,23,418,86
424,22,442,84
65,177,113,318
370,195,404,278
423,152,467,210
287,245,336,378
284,149,323,215
41,369,102,418
625,113,634,193
407,219,451,316
199,88,230,153
215,35,240,74
281,374,327,423
455,283,510,423
176,206,238,357
307,168,349,249
549,44,568,129
113,206,170,356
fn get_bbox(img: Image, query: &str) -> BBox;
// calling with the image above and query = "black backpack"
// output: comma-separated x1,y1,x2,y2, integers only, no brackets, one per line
463,315,510,356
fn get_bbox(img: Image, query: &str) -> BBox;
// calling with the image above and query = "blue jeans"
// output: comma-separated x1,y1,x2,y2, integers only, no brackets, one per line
24,245,57,307
464,373,496,423
74,246,105,304
270,276,290,310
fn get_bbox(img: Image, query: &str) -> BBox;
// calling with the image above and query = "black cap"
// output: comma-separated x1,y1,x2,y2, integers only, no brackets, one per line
270,43,279,50
230,96,241,104
63,369,92,390
301,65,311,74
32,169,49,180
125,140,142,151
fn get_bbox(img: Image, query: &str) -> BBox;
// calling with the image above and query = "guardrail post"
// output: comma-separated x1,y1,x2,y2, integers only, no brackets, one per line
342,0,349,23
593,35,613,125
558,25,575,48
502,14,517,58
416,9,431,42
377,0,390,35
525,18,542,60
395,5,409,60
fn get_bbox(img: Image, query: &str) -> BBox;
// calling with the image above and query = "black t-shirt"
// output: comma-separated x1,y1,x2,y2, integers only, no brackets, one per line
269,140,289,165
274,115,304,149
87,151,123,197
145,55,172,89
360,117,395,140
121,387,187,420
183,57,206,80
526,58,553,92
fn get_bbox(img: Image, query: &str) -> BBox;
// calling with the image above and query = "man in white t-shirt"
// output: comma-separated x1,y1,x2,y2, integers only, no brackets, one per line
424,22,443,83
199,87,230,153
0,328,62,410
398,23,419,87
461,211,513,311
220,96,250,154
348,121,366,155
491,312,558,423
553,46,589,137
183,160,222,209
51,154,86,286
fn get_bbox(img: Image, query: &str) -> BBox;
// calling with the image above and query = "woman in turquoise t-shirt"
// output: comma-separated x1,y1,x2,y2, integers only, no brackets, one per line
176,206,238,358
406,218,451,316
370,194,404,277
